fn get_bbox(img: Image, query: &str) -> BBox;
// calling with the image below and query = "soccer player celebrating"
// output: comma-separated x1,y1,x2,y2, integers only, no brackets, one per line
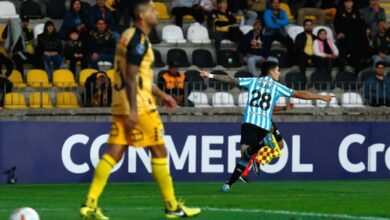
80,1,201,219
199,61,333,192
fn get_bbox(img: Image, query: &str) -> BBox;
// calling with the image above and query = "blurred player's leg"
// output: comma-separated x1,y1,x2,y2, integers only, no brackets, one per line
150,145,201,218
81,144,125,220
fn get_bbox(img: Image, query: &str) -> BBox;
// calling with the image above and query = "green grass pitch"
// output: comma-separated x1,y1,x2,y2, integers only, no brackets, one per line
0,180,389,220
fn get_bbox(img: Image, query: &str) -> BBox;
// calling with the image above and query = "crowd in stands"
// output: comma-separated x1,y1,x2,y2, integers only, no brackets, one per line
0,0,390,108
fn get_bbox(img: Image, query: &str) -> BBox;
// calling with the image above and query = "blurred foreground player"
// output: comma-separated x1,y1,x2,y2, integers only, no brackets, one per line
80,1,201,219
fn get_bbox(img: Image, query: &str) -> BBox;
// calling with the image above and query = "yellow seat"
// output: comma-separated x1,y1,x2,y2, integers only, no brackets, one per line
4,92,27,109
8,70,27,88
27,69,51,88
29,92,53,108
0,26,4,43
280,2,294,21
106,69,115,83
79,69,98,86
53,69,78,88
56,92,79,108
183,15,194,21
155,2,170,20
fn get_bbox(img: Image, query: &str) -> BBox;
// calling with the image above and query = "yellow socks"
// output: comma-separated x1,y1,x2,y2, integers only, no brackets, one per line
86,154,116,208
151,158,178,211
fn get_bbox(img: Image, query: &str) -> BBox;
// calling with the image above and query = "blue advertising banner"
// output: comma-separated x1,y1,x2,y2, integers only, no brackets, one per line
0,122,389,184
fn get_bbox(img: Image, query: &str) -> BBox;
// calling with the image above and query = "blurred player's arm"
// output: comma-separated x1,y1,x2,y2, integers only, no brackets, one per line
273,103,294,112
125,64,139,127
152,85,177,113
198,70,238,86
292,91,333,102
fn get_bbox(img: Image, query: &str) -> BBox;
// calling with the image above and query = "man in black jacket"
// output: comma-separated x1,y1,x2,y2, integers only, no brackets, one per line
294,19,316,74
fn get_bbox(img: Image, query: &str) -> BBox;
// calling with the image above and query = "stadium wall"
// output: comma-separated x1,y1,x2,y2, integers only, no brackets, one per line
0,121,389,184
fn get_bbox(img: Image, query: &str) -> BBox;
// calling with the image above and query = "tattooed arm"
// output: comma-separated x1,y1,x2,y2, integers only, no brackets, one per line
198,70,238,86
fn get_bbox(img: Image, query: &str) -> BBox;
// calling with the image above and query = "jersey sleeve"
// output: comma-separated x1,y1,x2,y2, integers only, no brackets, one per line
126,31,147,66
276,83,294,97
238,78,253,88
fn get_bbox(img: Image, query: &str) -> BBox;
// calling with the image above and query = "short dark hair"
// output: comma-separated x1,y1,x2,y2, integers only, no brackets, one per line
261,61,279,76
217,0,227,4
375,61,385,67
129,0,151,20
303,19,313,26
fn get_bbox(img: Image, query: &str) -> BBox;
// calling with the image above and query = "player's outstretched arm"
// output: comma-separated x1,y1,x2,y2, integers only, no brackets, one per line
273,103,294,112
292,90,334,102
198,70,238,85
152,84,177,113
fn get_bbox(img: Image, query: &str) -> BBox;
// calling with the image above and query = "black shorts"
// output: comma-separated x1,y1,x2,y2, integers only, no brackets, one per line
272,122,283,142
240,123,268,148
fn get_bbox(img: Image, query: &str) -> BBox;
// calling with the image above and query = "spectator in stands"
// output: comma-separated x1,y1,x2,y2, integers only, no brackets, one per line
82,71,112,107
239,19,275,75
372,20,390,67
294,19,316,74
3,16,44,75
210,0,236,57
37,21,63,79
245,0,266,25
263,0,294,64
360,0,386,39
363,61,390,106
334,0,370,73
0,52,13,77
171,0,206,27
159,62,187,106
313,29,339,75
59,0,89,40
64,29,88,77
89,0,119,40
89,18,115,70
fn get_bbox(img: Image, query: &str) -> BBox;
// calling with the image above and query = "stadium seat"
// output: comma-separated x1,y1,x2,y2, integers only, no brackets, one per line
79,69,98,86
192,49,215,68
183,15,194,21
33,23,44,39
153,49,165,67
310,71,333,90
0,26,4,43
20,0,44,19
341,92,365,108
313,25,335,42
335,71,357,91
316,92,339,108
217,49,241,68
280,2,294,21
0,1,19,19
187,23,211,44
212,92,235,107
238,92,248,107
162,25,187,44
359,70,375,82
29,92,53,108
56,92,79,108
239,25,254,35
270,49,291,68
8,70,26,88
187,92,210,107
276,96,287,106
4,92,27,109
53,69,78,88
154,2,170,20
209,70,233,91
286,25,304,42
149,27,161,44
27,69,51,88
290,97,314,108
285,72,307,90
106,69,115,83
234,71,254,78
167,49,191,67
185,70,207,90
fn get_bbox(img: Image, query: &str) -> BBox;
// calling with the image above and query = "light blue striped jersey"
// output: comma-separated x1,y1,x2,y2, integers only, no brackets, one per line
238,76,294,131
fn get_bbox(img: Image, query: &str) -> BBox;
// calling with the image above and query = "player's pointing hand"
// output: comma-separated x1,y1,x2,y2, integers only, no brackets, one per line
198,70,209,78
321,95,335,102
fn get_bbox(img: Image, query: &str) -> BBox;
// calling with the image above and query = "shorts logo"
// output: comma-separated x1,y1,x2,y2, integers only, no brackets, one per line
135,44,145,55
110,122,119,136
130,128,144,142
